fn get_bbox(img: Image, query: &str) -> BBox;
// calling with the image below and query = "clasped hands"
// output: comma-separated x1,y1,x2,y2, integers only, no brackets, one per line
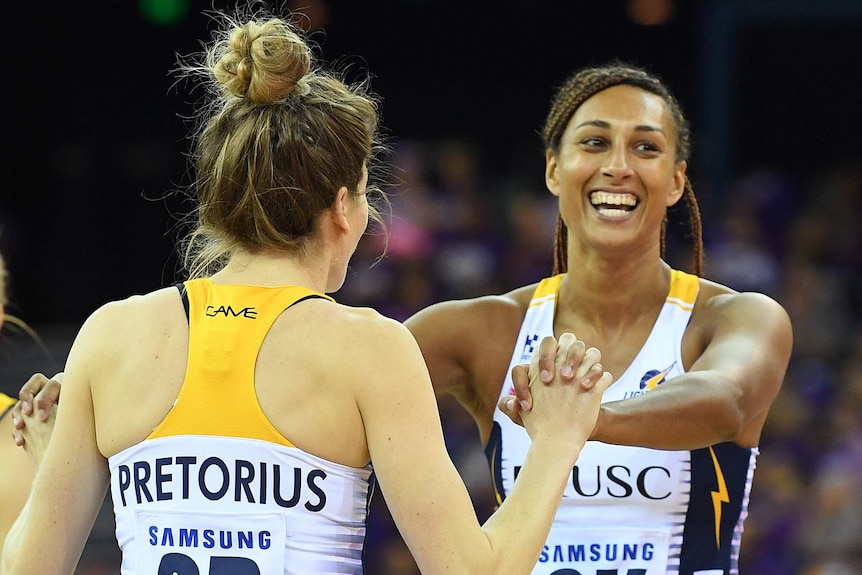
498,333,612,432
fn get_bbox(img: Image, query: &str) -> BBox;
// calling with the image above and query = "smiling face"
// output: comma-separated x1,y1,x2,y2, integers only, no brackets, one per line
545,84,687,257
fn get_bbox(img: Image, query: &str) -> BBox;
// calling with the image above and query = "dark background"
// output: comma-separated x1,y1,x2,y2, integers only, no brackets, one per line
3,0,861,326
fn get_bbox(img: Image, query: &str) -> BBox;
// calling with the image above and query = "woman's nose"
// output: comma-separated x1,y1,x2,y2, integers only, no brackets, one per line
601,145,633,179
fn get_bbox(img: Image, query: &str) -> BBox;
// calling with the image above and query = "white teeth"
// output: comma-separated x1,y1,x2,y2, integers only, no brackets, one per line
590,191,637,206
595,208,631,217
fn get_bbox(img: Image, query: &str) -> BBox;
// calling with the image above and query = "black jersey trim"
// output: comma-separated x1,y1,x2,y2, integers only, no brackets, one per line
175,283,190,321
287,294,330,308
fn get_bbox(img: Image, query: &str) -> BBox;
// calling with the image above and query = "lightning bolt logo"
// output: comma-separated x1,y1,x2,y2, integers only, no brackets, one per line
639,361,676,390
490,441,504,506
708,446,729,548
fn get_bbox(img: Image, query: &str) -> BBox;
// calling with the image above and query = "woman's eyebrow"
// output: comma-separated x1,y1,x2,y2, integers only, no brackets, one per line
573,119,665,136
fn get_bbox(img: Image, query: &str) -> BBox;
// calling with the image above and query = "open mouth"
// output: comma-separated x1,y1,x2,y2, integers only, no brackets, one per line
589,191,638,217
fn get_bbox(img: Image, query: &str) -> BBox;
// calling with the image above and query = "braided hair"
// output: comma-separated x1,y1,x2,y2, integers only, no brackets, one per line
543,61,703,277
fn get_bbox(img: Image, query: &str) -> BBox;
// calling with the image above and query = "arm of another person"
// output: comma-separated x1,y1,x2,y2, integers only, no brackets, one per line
518,291,792,450
405,294,524,414
0,409,35,553
354,317,611,575
0,313,111,574
0,378,58,553
10,373,62,465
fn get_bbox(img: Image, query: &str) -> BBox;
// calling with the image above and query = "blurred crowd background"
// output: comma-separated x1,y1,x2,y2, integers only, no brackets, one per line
2,0,862,573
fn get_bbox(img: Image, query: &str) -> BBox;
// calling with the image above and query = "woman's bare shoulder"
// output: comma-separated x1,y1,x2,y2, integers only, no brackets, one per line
298,300,420,353
695,277,787,316
89,286,183,316
70,287,188,357
690,276,791,341
406,283,537,336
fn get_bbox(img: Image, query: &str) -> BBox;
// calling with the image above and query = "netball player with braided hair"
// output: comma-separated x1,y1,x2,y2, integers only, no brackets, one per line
407,61,792,574
0,9,613,575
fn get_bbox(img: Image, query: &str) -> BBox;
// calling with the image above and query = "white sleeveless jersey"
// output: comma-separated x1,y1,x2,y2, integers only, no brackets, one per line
488,270,758,575
108,280,372,575
109,437,371,575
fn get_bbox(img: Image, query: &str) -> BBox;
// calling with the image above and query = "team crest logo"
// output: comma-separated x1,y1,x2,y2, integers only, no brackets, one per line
519,334,539,362
639,362,676,390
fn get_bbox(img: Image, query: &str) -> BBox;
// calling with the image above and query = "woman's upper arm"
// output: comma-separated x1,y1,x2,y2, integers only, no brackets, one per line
404,299,475,395
1,309,112,574
405,295,522,397
0,413,35,550
690,291,793,438
353,318,488,573
595,290,792,450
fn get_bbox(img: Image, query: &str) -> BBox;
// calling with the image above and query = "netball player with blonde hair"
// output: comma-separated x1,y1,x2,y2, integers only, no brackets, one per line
0,8,611,575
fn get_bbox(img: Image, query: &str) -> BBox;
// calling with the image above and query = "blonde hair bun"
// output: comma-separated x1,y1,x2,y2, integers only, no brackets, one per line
213,18,311,104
